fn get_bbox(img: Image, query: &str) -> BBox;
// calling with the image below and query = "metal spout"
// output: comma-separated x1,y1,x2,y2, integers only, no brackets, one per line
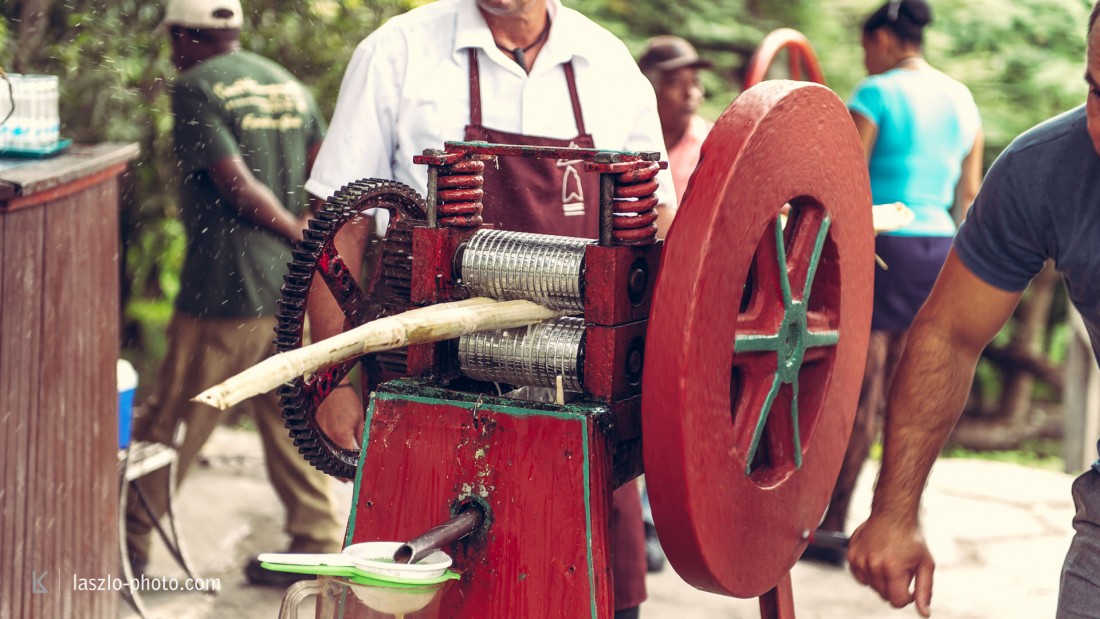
393,506,485,565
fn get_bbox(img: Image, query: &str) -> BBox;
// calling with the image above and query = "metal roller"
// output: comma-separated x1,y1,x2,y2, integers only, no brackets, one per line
458,317,586,392
460,229,589,312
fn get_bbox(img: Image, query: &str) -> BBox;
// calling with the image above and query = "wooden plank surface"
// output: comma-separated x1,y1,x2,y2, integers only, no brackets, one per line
0,142,139,202
0,205,45,619
350,390,616,618
0,170,121,618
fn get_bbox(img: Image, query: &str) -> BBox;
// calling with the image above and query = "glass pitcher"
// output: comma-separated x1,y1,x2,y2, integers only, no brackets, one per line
278,574,448,619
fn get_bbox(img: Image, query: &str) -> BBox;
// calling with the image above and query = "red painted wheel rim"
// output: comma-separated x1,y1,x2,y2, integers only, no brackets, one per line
744,28,827,88
642,80,873,597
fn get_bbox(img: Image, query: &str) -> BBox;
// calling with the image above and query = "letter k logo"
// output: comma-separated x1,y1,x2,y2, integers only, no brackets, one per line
32,571,48,594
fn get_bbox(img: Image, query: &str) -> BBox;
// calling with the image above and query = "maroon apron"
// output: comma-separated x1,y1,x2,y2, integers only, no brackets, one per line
465,49,602,239
465,48,647,610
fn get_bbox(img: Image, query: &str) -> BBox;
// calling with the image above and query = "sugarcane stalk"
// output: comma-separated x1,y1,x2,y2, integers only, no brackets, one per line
192,297,568,411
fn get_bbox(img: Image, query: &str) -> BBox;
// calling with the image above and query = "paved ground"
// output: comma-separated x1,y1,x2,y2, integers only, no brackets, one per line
121,426,1077,619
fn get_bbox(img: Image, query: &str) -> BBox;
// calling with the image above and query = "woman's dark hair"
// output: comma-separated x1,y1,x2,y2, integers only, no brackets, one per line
863,0,933,45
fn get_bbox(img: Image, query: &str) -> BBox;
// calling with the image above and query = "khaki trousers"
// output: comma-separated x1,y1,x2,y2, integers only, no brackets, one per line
125,314,343,560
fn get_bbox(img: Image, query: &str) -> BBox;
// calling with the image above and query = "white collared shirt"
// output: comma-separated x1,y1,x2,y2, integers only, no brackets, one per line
305,0,675,210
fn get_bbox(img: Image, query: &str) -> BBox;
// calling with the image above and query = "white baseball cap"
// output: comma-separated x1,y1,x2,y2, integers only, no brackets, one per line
161,0,244,29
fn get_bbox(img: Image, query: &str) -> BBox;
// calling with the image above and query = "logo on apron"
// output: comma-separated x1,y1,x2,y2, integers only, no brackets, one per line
557,141,585,217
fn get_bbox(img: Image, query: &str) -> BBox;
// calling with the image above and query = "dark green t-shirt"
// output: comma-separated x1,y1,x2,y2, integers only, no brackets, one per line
172,50,325,318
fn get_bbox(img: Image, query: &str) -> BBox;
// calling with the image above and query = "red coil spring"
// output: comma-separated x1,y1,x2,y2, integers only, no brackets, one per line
437,159,485,228
611,161,661,245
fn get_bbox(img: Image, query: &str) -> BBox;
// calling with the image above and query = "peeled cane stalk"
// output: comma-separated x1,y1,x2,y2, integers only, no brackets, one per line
193,297,568,410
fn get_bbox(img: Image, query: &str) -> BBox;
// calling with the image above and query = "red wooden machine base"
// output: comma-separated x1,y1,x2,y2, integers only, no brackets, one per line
347,380,620,618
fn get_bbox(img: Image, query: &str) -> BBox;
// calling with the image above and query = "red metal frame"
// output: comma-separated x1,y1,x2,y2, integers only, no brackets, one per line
347,382,617,618
744,28,827,89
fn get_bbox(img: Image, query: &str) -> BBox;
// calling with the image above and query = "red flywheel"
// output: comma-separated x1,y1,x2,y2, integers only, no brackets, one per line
642,80,873,597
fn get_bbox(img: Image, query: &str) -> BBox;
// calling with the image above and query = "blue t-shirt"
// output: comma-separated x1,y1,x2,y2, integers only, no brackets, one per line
849,67,981,237
954,105,1100,466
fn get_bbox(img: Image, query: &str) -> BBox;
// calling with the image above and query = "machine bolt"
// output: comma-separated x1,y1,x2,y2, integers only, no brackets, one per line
627,260,648,305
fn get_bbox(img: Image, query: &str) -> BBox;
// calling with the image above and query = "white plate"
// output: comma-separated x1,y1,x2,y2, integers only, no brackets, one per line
257,552,355,567
342,541,453,581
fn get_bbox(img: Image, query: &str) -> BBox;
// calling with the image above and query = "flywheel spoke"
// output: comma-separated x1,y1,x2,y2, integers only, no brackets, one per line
735,331,782,354
759,380,801,472
318,244,368,322
803,309,839,365
784,209,831,305
744,217,787,315
788,380,803,469
738,372,783,475
772,215,794,306
303,359,357,407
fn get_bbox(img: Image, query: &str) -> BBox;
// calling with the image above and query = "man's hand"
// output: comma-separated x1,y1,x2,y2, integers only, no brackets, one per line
848,515,935,617
316,386,364,454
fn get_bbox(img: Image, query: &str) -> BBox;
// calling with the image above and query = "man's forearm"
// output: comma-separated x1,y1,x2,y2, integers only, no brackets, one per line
306,218,370,344
872,320,982,523
208,157,307,242
655,203,676,239
230,182,306,241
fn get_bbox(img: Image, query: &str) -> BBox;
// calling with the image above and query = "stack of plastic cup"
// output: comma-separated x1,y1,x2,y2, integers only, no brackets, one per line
1,74,60,152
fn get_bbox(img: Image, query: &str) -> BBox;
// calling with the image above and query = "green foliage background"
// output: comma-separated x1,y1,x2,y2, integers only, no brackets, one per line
0,0,1093,386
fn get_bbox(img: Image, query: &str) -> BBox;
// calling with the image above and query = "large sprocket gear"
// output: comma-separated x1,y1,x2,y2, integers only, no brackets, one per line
276,179,426,478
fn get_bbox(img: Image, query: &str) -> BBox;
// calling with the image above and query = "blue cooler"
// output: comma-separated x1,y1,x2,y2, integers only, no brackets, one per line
117,359,138,449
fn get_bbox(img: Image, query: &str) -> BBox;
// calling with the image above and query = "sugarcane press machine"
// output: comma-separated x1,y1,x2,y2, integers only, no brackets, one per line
273,81,873,617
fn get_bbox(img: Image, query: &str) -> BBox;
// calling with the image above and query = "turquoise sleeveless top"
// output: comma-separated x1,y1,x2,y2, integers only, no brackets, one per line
849,66,981,237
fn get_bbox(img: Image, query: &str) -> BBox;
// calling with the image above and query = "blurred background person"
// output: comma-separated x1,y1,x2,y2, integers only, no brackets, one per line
802,0,983,566
638,35,714,206
125,0,342,587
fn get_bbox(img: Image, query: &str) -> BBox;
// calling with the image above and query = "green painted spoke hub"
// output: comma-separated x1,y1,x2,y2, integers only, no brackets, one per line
733,213,835,475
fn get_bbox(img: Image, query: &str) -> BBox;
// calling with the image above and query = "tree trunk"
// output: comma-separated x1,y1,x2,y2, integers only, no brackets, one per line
13,0,53,73
949,415,1063,452
998,261,1059,423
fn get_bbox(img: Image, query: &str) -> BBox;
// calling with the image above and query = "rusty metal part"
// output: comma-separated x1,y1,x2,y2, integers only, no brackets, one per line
422,141,668,248
642,80,873,597
612,224,659,245
276,179,426,479
744,28,827,88
612,210,658,229
610,194,658,214
610,160,662,246
458,316,586,392
436,158,485,228
393,506,485,565
459,229,589,312
807,529,850,551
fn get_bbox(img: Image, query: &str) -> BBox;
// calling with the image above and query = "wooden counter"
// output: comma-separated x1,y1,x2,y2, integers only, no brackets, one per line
0,142,139,618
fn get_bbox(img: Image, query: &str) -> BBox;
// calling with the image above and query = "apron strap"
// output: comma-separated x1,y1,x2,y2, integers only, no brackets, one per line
468,48,482,127
467,49,586,136
563,61,587,136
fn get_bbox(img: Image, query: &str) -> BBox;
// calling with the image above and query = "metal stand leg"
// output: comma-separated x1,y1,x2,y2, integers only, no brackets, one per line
117,447,149,618
132,476,201,584
117,421,213,615
759,571,796,619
